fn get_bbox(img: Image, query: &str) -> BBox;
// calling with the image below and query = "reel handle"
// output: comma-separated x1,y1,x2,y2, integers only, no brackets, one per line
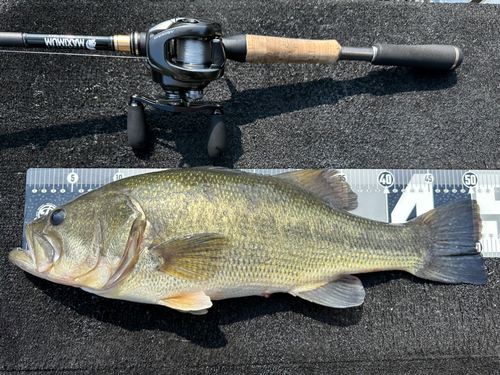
223,35,463,71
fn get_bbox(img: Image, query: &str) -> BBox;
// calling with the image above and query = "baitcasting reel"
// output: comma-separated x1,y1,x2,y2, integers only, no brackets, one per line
126,18,227,157
0,17,463,157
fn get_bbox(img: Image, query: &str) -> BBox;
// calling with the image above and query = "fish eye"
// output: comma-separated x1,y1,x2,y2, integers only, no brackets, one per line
49,209,66,225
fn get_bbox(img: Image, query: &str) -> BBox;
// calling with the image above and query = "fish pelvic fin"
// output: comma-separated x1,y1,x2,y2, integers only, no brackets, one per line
151,233,230,281
158,291,212,314
410,199,486,285
293,275,365,308
276,169,358,211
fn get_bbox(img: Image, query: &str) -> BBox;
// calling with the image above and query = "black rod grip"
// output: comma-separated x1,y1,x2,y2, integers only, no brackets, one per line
372,44,463,70
0,32,24,47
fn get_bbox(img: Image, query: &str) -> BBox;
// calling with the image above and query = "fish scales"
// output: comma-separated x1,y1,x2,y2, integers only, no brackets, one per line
10,168,486,313
106,169,425,299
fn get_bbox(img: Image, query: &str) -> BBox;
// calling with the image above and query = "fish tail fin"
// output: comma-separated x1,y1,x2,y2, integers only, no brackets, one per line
410,199,486,285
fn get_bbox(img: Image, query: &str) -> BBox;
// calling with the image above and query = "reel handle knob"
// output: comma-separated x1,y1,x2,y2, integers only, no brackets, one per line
127,101,148,149
207,109,226,158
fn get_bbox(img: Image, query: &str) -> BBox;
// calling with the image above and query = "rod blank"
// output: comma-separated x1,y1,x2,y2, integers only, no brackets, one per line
0,32,131,52
339,46,374,61
0,32,24,47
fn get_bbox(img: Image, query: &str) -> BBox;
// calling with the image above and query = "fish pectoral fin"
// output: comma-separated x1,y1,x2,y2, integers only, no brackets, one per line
276,169,358,211
158,291,212,314
151,233,230,281
294,275,365,308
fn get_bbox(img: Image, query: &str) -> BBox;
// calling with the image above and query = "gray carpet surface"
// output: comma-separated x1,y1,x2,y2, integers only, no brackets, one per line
1,1,500,374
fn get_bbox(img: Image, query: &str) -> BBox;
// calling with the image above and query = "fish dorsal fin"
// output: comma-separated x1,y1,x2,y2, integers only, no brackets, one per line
151,233,230,281
277,169,358,211
294,275,365,308
159,291,212,314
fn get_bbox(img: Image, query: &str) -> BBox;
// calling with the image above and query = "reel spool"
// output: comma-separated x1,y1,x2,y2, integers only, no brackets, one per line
176,39,212,66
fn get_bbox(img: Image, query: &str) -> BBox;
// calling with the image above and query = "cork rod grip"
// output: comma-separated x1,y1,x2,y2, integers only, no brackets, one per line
245,35,340,64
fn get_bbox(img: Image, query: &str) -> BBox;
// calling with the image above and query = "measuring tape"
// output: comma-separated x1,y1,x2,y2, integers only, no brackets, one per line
22,168,500,257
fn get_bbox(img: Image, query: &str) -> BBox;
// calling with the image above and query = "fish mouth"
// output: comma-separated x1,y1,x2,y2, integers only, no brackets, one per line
9,246,69,286
10,223,90,288
9,222,37,272
9,222,57,276
8,247,36,271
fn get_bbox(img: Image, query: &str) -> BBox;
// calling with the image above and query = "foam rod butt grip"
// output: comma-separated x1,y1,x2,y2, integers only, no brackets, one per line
372,44,463,70
245,35,340,64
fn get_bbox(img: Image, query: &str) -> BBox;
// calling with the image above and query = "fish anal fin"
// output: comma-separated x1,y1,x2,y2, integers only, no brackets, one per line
294,275,365,308
277,169,358,211
151,233,230,281
159,291,212,314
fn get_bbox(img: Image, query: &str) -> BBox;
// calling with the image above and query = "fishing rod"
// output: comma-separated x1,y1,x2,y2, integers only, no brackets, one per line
0,17,463,157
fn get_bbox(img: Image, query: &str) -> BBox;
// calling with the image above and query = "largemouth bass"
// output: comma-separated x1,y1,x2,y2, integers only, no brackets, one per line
9,168,486,314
